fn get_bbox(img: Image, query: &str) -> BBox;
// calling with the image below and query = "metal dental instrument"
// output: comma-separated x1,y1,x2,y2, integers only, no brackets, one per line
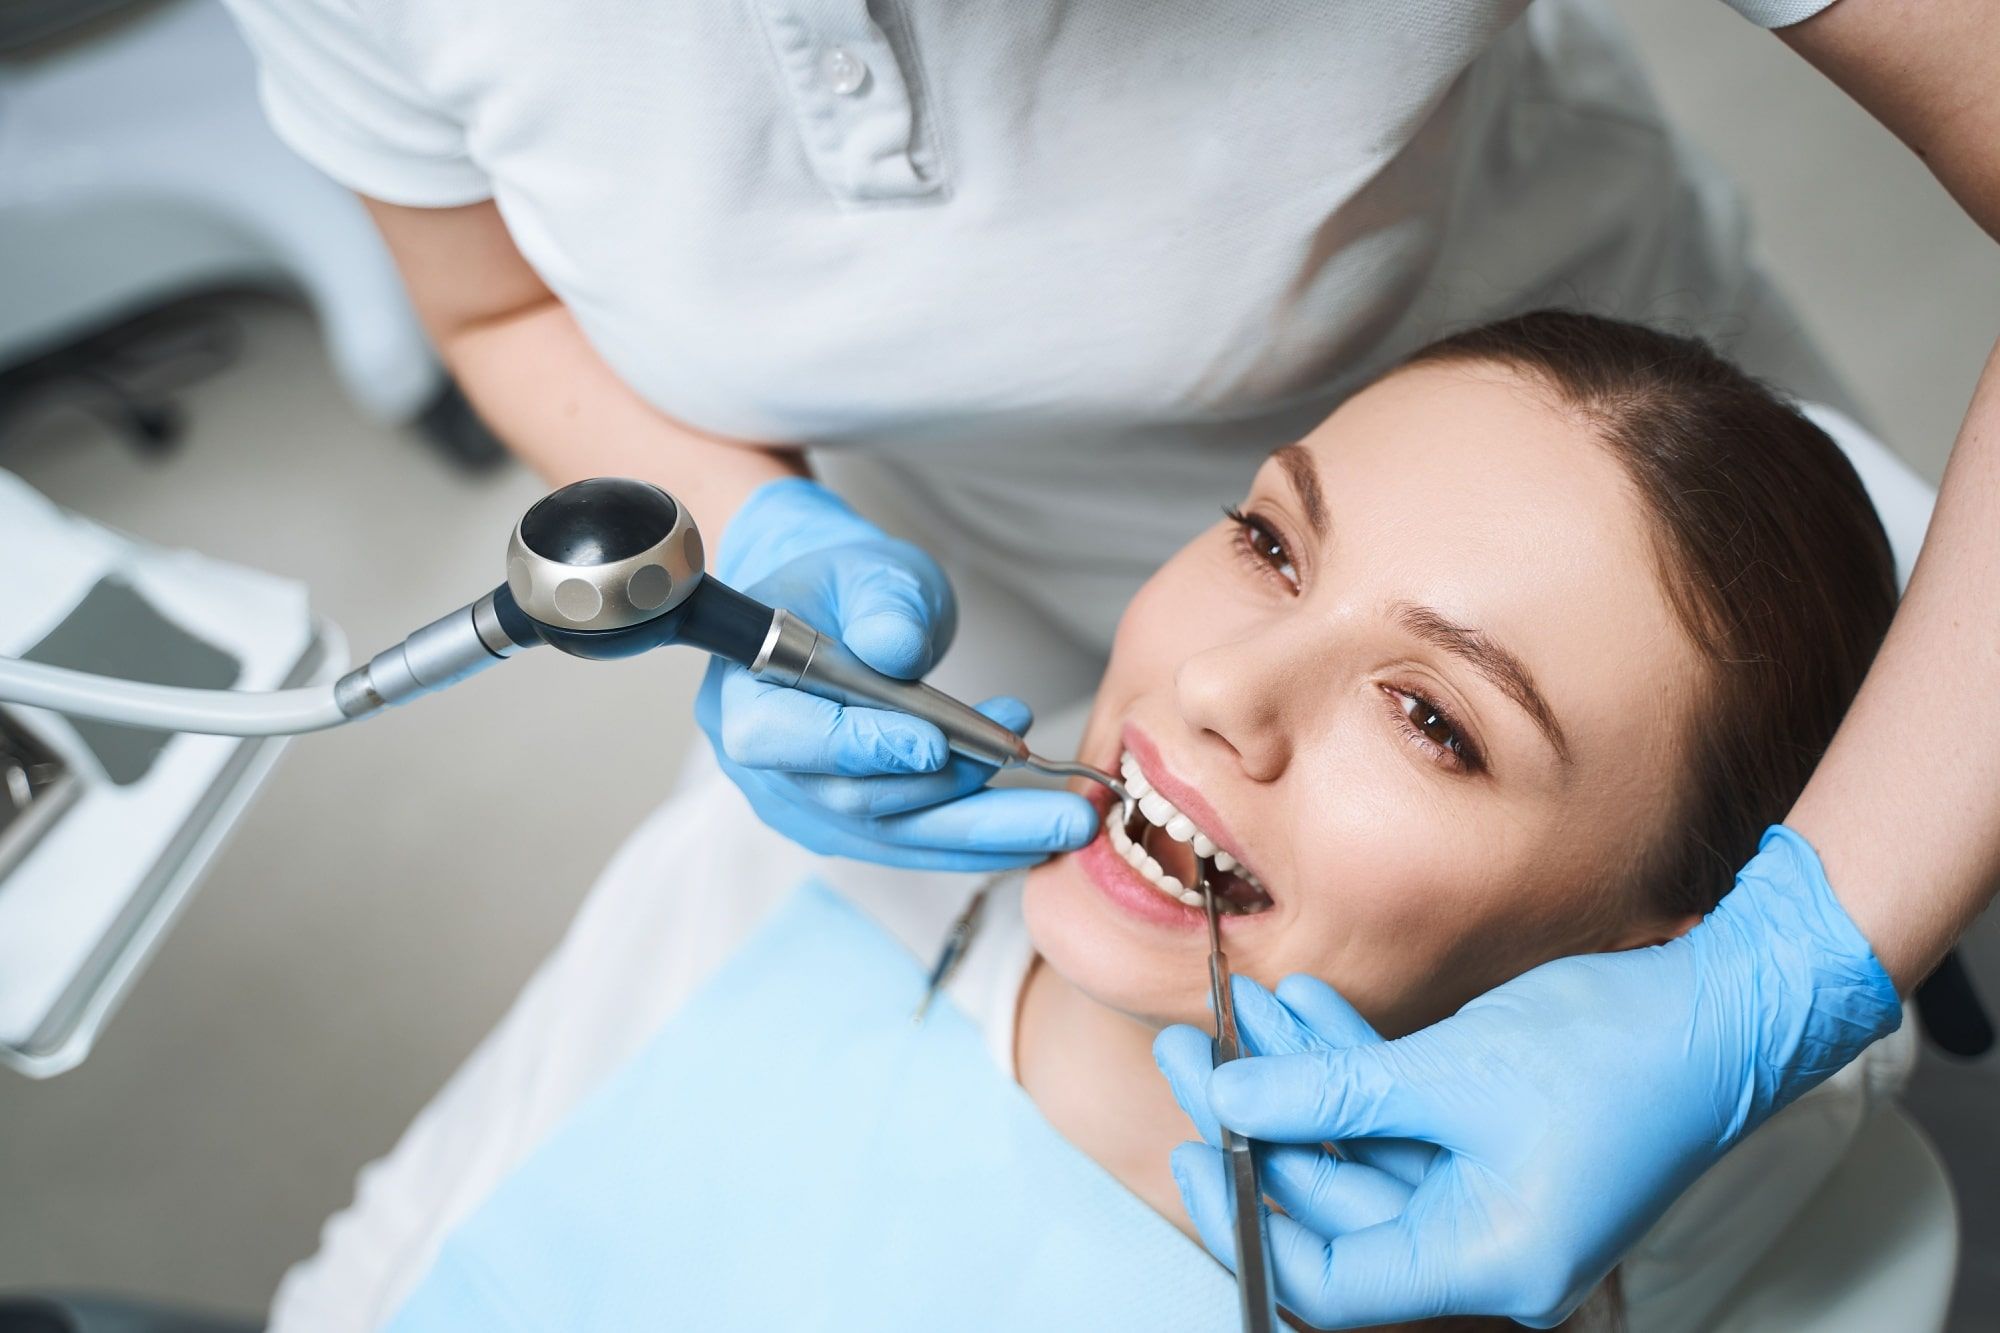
1197,855,1280,1333
912,874,1001,1024
0,477,1129,806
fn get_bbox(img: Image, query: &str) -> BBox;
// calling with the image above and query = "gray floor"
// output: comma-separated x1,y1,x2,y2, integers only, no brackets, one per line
2,4,1997,1327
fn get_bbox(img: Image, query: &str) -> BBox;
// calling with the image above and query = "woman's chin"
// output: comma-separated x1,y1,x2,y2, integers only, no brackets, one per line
1021,855,1214,1029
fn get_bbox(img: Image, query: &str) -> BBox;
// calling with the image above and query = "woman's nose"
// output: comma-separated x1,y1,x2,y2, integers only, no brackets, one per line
1174,625,1318,781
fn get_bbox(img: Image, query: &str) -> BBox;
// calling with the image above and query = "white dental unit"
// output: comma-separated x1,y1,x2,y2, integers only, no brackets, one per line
0,469,339,1076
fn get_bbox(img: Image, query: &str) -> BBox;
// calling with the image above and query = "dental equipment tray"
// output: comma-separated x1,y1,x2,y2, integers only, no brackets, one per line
0,625,336,1078
0,469,342,1077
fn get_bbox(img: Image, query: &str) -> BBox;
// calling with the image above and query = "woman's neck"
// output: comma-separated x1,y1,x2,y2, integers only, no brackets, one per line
1013,953,1202,1240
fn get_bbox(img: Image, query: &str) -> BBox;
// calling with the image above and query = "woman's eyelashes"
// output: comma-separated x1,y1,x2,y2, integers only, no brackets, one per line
1386,686,1484,774
1221,501,1482,776
1224,505,1300,590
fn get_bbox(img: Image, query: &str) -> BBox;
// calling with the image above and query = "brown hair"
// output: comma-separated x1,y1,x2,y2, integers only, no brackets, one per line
1403,310,1897,920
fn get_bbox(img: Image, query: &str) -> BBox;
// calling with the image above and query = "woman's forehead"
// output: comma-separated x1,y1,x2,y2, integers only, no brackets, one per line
1287,366,1641,573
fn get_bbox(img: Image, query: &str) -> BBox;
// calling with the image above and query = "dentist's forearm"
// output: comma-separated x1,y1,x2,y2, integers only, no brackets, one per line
1788,334,2000,991
357,194,804,534
1775,0,2000,992
439,296,806,533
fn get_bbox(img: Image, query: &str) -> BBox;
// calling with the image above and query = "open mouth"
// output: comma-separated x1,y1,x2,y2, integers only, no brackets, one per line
1105,749,1275,917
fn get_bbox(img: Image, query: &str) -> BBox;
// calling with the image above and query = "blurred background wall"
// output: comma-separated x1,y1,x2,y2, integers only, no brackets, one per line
0,0,1994,1325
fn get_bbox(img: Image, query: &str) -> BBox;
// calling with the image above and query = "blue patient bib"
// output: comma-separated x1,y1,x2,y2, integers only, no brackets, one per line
388,880,1240,1331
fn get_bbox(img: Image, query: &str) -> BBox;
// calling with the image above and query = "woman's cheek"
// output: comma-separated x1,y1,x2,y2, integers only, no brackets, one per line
1112,544,1253,668
1265,807,1501,1026
1291,879,1452,1015
1109,561,1196,662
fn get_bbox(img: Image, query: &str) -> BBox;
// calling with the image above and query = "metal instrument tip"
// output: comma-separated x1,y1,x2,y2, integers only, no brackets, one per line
1196,855,1222,950
1022,752,1133,818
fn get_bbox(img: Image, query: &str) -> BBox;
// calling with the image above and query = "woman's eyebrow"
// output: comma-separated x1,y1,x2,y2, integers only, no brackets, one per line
1393,602,1574,765
1273,443,1328,537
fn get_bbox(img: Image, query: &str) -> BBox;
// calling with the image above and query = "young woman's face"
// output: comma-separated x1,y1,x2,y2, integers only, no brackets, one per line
1022,361,1706,1036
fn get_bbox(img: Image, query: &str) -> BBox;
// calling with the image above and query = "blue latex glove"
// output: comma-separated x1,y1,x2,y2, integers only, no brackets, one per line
696,478,1097,870
1154,825,1902,1329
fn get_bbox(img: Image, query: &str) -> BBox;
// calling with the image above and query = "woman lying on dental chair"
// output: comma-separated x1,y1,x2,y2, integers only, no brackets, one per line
271,312,1913,1333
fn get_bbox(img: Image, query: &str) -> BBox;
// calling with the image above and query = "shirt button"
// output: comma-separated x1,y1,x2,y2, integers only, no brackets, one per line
820,45,869,96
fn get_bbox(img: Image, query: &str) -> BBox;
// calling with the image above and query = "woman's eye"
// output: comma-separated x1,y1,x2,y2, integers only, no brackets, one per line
1392,689,1481,773
1224,505,1299,589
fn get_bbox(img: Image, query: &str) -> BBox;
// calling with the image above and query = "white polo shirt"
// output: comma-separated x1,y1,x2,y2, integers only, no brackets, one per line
223,0,1838,651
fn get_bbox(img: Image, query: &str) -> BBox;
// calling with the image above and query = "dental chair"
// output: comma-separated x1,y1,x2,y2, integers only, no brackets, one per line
1709,1107,1958,1332
0,0,500,466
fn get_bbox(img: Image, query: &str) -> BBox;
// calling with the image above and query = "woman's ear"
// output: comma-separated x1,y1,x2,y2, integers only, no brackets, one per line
1608,913,1703,951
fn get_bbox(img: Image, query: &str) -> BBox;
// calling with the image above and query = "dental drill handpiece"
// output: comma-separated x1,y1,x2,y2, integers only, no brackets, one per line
0,475,1140,803
341,478,1133,804
1198,857,1280,1333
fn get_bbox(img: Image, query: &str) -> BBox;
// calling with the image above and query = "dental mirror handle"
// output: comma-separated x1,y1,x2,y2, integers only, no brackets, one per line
1201,868,1281,1333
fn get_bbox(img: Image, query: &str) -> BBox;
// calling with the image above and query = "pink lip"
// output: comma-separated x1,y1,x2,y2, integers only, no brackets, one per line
1119,723,1266,889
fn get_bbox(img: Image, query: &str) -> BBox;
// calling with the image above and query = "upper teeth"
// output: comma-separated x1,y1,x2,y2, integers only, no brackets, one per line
1120,752,1242,873
1110,750,1267,912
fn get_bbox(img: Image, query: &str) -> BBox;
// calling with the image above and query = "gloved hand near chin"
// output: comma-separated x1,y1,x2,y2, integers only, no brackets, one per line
1154,825,1902,1330
696,477,1097,870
